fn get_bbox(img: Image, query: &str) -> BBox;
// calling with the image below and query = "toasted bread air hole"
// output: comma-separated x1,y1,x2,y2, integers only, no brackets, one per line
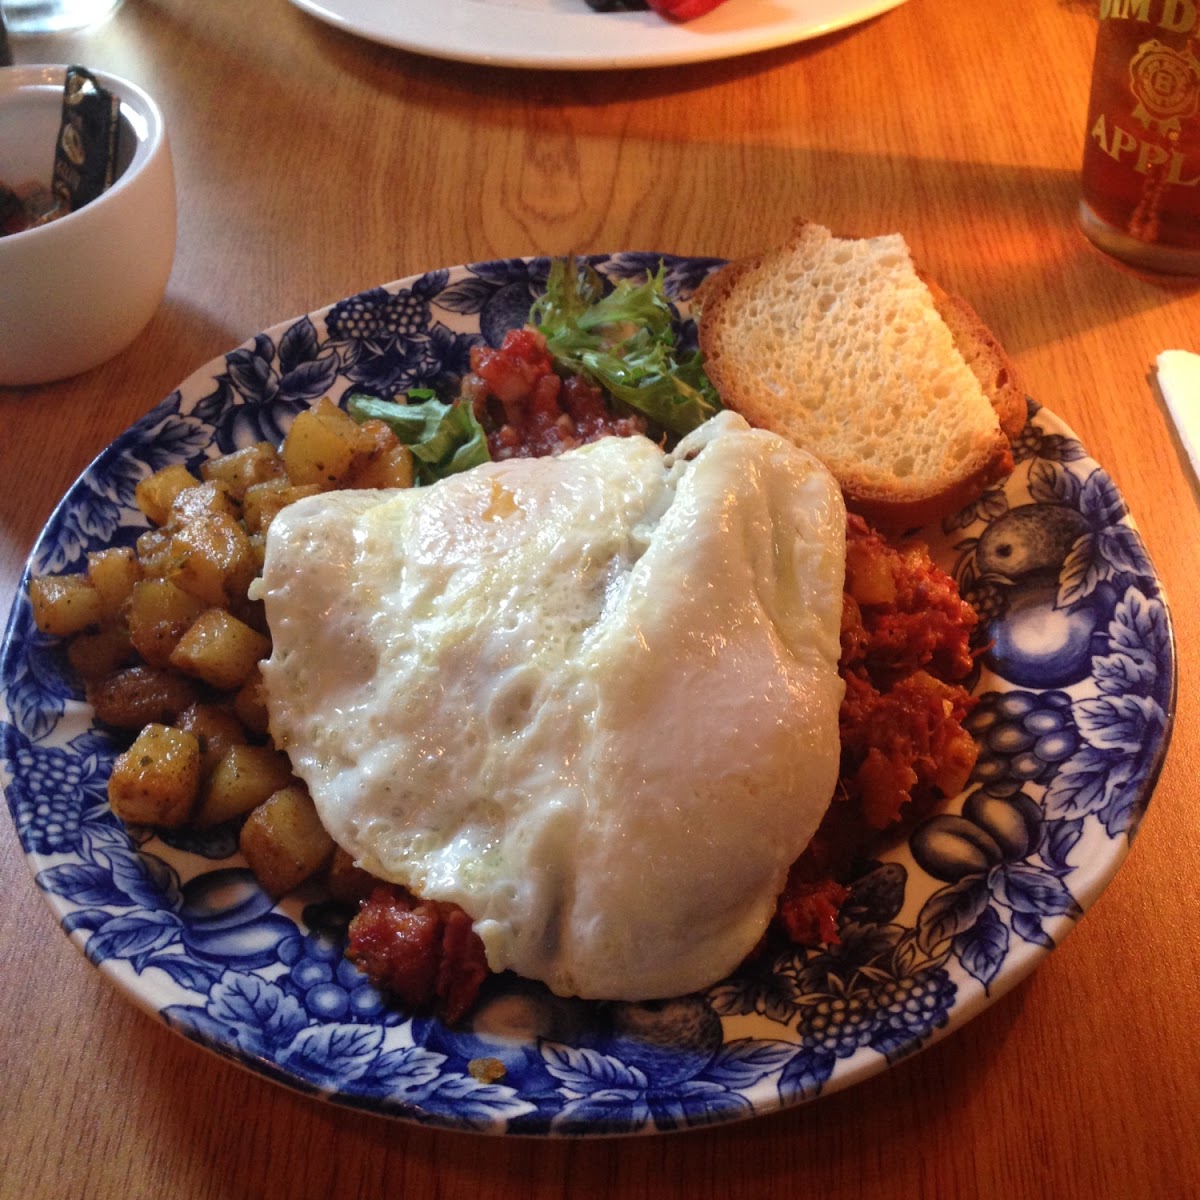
949,433,974,461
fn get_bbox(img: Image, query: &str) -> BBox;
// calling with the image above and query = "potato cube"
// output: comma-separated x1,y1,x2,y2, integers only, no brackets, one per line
86,548,143,621
327,847,377,905
936,726,980,798
135,528,173,578
176,702,249,776
87,666,199,729
232,595,268,637
200,442,284,499
194,744,294,828
845,538,897,606
29,574,104,636
239,784,335,897
246,532,267,574
169,608,270,690
135,464,201,526
242,479,322,535
348,442,414,490
128,579,207,667
352,416,399,456
233,666,271,736
313,395,371,439
108,723,201,827
344,418,400,484
282,399,361,488
241,478,288,534
68,625,134,680
169,480,239,526
167,512,256,607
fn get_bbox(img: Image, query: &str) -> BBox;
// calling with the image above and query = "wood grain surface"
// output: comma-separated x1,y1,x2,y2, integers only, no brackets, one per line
2,2,1197,1198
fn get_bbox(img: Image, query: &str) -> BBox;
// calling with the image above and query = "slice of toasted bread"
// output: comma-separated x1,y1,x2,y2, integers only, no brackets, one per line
695,224,1017,531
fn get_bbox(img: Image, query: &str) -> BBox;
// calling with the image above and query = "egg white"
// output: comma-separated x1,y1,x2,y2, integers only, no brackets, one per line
258,411,846,1001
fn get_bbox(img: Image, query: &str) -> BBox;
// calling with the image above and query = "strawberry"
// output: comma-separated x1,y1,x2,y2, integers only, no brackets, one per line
646,0,727,20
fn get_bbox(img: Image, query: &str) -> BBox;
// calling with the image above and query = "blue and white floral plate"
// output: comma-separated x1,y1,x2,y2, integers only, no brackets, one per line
0,255,1176,1135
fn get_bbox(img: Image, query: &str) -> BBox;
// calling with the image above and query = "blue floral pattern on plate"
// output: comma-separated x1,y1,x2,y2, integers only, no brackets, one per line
0,255,1176,1136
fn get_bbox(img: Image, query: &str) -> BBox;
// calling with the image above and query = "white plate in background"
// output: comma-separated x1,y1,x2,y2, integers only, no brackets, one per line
288,0,909,70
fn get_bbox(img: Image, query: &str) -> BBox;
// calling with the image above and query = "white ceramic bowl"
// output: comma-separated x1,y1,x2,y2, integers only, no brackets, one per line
0,64,175,386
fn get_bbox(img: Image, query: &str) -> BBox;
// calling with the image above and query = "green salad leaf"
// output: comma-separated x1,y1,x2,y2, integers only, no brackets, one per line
530,258,722,436
345,258,719,486
347,391,490,485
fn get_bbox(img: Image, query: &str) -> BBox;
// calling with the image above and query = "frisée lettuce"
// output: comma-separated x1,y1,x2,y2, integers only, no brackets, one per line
531,258,722,436
347,257,721,482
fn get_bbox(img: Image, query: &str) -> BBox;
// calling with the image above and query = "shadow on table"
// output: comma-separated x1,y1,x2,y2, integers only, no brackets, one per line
294,14,1197,361
0,295,239,560
0,296,239,417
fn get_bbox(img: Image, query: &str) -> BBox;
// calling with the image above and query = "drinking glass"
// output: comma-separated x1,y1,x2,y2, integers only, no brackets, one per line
0,0,122,36
1079,1,1200,275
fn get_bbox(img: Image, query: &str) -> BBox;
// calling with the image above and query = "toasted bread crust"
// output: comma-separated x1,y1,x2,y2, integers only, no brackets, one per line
695,225,1017,531
840,440,1013,532
921,276,1027,440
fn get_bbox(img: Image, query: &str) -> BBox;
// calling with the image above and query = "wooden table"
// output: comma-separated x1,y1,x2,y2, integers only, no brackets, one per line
2,1,1197,1196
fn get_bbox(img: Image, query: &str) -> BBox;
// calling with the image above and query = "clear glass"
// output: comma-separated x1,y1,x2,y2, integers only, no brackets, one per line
1079,1,1200,276
1,0,123,36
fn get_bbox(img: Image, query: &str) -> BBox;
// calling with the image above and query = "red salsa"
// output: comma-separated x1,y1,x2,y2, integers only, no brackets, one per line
463,328,648,460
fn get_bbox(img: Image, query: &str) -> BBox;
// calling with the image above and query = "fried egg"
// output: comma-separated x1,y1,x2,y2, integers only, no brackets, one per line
258,411,846,1001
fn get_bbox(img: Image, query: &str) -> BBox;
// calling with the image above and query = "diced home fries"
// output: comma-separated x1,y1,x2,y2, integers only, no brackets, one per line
28,398,413,898
240,784,337,899
109,723,201,827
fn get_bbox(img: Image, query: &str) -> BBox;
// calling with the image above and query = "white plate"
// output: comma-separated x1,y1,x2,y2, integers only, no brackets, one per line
0,254,1175,1134
288,0,909,70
